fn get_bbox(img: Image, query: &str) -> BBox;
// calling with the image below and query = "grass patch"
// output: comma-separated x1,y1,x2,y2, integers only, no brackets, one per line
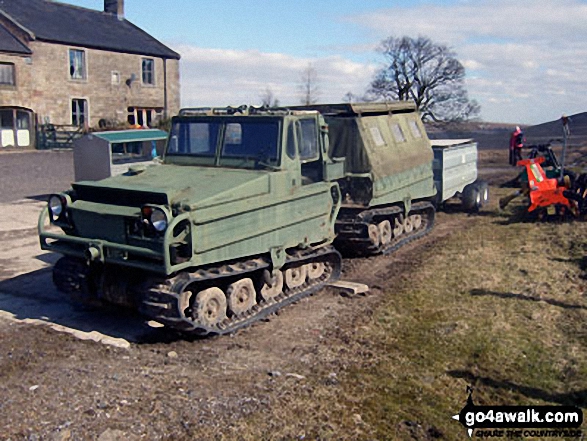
344,199,587,439
189,191,587,440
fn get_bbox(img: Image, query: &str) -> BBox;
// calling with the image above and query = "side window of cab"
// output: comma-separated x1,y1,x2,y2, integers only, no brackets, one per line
286,122,296,159
298,119,319,161
297,118,323,184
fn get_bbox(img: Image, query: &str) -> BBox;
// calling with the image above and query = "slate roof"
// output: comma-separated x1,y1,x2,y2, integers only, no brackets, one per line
0,0,180,59
0,22,31,54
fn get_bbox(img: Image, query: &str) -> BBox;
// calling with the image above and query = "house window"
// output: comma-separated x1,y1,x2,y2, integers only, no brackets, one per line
71,99,88,126
69,49,86,80
128,107,163,127
0,63,15,86
142,58,154,85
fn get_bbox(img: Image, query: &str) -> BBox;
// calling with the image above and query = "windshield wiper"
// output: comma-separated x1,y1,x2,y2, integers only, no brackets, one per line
255,159,280,171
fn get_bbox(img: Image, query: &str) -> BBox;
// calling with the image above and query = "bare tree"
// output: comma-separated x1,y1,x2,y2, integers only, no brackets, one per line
298,64,320,105
260,87,280,107
342,91,356,103
369,36,480,122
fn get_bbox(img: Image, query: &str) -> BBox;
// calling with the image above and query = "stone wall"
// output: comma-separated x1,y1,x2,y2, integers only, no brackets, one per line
0,40,180,128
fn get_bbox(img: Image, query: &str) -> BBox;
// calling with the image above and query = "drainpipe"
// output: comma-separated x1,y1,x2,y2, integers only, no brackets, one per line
163,58,168,119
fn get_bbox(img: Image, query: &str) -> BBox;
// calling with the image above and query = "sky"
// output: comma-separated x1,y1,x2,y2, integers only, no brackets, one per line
66,0,587,124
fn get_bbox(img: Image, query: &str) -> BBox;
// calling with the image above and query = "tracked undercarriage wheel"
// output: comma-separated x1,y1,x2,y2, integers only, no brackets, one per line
192,287,227,326
368,224,380,247
306,262,325,280
260,269,283,301
227,278,257,316
378,220,392,246
411,214,423,230
393,216,404,237
404,216,414,233
285,265,308,289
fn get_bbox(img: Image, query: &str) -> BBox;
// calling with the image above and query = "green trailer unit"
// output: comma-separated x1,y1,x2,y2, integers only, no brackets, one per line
295,102,437,255
39,107,344,335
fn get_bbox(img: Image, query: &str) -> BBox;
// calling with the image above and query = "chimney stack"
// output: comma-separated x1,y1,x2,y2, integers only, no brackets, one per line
104,0,124,19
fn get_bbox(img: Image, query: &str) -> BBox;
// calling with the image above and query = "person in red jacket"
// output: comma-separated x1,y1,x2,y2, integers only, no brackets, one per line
509,126,525,166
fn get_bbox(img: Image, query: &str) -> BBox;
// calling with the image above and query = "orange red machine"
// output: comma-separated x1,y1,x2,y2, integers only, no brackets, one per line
517,156,576,218
499,155,587,219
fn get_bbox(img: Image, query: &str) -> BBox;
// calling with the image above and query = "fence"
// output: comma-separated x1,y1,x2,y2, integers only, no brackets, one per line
37,124,84,150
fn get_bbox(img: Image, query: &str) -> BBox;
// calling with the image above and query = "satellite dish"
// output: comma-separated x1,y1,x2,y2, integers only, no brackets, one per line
125,73,137,87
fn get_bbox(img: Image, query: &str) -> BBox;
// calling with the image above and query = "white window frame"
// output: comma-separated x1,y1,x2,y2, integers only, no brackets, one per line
127,106,163,128
141,58,155,85
69,49,87,80
71,98,89,127
0,62,16,86
111,70,120,85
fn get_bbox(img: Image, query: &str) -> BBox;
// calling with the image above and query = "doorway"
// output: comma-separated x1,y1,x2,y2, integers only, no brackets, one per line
0,107,34,148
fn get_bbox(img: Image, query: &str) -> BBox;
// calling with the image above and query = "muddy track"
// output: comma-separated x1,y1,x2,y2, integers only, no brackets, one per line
0,209,474,440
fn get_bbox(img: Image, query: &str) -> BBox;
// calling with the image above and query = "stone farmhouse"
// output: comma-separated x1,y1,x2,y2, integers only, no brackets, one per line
0,0,180,149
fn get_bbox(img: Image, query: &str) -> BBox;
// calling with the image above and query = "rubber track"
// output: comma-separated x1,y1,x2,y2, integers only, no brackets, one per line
52,256,102,307
138,246,342,336
336,201,435,256
382,201,435,255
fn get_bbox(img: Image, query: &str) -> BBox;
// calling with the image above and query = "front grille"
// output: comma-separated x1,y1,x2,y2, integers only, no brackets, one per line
72,184,168,207
71,209,127,243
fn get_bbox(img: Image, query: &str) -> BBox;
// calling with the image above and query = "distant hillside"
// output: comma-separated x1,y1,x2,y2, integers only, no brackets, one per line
426,122,515,150
525,112,587,143
426,112,587,150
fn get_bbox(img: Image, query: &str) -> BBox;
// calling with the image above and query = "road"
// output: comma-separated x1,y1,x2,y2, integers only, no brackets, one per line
0,150,74,203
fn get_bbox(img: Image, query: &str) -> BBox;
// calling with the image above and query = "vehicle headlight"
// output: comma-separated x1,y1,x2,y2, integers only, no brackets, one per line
142,206,169,233
150,208,168,232
48,194,66,221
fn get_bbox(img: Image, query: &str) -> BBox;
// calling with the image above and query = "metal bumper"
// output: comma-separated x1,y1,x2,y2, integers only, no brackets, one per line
38,207,192,275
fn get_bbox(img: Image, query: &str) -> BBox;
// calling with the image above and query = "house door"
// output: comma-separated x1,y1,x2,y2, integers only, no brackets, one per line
0,107,34,148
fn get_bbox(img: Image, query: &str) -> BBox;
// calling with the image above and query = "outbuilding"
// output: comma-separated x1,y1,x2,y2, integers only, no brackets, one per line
73,129,168,181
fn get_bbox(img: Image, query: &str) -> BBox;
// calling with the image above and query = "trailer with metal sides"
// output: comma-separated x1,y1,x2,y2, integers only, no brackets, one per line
431,138,488,212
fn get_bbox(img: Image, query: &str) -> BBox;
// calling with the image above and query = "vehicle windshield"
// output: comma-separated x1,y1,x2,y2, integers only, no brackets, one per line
166,118,281,169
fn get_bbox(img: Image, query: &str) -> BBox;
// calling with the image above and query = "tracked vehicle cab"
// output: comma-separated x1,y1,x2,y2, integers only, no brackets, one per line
165,106,344,186
39,105,344,335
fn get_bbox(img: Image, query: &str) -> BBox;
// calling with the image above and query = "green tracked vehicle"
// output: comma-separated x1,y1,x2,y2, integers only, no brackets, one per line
39,106,345,335
39,101,459,334
294,102,437,255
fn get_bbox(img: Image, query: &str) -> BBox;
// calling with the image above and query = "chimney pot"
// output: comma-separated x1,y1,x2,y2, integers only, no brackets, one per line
104,0,124,19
